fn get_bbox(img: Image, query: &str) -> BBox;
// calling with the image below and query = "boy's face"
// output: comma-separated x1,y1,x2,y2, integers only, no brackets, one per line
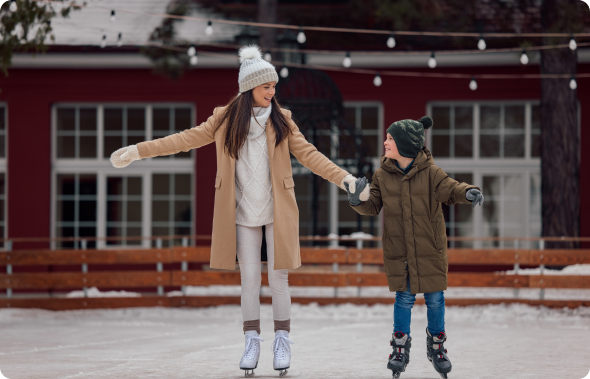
384,133,400,159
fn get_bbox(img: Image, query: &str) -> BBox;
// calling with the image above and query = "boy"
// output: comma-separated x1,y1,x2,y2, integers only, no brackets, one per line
344,116,483,379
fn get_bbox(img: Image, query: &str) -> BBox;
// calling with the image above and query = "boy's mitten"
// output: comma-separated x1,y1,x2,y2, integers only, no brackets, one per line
466,189,484,208
110,145,141,168
345,177,368,206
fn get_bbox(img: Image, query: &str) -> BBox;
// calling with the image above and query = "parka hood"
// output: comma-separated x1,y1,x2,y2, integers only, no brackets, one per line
380,147,435,176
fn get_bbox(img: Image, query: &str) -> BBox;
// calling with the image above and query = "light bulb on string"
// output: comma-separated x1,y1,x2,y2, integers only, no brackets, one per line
477,34,486,50
569,35,577,50
187,44,196,57
387,33,396,48
342,52,352,68
9,0,17,12
373,73,382,87
100,34,107,48
297,28,306,44
428,52,437,68
520,49,529,65
570,76,577,90
469,77,478,91
280,66,289,78
117,32,122,47
264,51,272,62
190,54,198,66
110,10,115,23
205,20,213,36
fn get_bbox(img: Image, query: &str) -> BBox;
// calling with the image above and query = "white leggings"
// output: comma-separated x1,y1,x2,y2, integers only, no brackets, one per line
237,223,291,323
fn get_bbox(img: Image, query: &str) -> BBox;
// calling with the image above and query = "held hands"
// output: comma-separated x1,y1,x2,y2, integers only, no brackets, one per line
466,188,484,208
110,145,141,168
344,176,370,206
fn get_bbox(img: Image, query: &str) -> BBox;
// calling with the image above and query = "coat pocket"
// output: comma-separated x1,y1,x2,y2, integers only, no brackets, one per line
431,220,441,250
214,177,222,188
283,177,295,189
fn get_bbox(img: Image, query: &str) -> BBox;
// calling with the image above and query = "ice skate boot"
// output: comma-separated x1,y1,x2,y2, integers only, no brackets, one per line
426,328,452,379
239,331,264,377
271,330,294,377
387,331,411,378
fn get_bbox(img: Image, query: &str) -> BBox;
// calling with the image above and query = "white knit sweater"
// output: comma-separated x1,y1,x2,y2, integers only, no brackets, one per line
235,104,274,226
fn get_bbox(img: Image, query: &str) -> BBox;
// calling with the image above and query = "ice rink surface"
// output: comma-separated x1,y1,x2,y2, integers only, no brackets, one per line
1,303,589,379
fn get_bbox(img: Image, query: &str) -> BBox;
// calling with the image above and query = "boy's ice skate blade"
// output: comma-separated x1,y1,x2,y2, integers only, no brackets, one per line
426,328,452,378
240,331,264,377
278,369,288,377
272,330,293,377
387,331,411,378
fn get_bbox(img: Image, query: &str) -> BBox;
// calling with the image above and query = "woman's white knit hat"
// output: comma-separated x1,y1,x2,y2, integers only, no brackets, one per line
238,45,279,93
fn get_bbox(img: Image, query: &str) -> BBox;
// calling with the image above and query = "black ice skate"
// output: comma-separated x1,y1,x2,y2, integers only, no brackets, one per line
426,328,452,379
387,331,411,378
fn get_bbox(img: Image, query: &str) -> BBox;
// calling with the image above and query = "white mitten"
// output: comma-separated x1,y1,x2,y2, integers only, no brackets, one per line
340,174,357,193
110,145,141,168
359,183,370,201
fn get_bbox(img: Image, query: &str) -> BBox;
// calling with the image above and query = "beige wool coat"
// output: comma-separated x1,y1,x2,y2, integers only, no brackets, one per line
137,106,349,270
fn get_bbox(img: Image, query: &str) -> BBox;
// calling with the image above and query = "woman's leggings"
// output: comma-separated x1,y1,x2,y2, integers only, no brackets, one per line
237,223,291,334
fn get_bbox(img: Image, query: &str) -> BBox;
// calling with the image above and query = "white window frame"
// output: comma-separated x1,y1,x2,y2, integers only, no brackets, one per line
51,103,196,249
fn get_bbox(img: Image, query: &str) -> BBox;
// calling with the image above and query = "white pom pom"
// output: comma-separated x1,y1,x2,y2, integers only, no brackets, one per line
239,45,262,63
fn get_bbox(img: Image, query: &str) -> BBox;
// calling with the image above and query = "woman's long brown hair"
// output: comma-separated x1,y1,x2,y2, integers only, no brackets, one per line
215,90,292,160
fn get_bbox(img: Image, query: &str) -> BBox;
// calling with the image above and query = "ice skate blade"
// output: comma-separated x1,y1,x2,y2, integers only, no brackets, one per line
391,372,401,378
438,374,448,379
278,369,288,377
242,369,255,377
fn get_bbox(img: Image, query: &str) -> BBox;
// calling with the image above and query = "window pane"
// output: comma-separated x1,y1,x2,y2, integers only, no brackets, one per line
0,173,4,195
454,106,472,130
505,105,524,130
432,135,450,157
504,134,525,157
127,177,142,195
57,200,75,222
107,200,123,222
0,136,6,158
175,174,191,195
174,200,191,222
454,135,473,157
175,151,191,159
360,107,378,130
57,174,76,195
57,108,75,131
343,107,356,128
480,106,500,130
107,177,123,196
104,136,123,159
127,136,144,146
79,200,97,222
79,175,97,195
531,133,541,157
174,108,191,132
57,136,76,158
432,107,450,130
531,105,541,130
153,108,169,131
152,201,170,221
362,135,379,158
153,174,170,195
454,173,473,223
339,134,356,159
104,108,123,131
480,135,500,157
126,227,142,246
79,136,97,158
127,201,142,222
79,108,96,131
127,108,145,131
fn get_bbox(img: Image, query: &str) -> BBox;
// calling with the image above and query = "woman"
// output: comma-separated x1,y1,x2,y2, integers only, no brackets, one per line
110,45,364,377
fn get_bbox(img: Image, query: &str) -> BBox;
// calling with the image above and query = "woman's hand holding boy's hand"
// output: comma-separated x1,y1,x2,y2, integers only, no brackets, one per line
110,145,141,168
344,177,369,206
466,189,484,208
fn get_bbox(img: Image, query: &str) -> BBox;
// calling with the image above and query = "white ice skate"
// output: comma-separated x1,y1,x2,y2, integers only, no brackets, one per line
271,330,294,377
240,331,264,377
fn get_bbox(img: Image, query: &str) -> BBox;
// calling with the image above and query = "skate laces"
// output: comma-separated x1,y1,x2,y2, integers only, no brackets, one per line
243,334,264,360
272,333,294,360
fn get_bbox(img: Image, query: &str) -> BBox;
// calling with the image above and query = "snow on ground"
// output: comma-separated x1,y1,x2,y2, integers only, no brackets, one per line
1,303,589,379
500,263,590,275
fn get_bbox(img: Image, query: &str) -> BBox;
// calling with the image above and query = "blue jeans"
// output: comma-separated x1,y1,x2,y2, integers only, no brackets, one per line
393,278,445,336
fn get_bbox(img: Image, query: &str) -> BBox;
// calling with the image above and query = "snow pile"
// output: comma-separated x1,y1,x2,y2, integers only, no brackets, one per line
66,287,141,298
499,263,590,275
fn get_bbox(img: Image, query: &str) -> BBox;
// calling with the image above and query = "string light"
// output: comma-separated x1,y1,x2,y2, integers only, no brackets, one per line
100,34,107,48
569,35,577,50
428,52,437,68
190,53,198,66
570,76,577,90
520,49,529,65
280,66,289,78
342,52,351,68
9,0,16,12
205,20,213,36
264,51,271,62
478,34,486,50
469,76,478,91
373,73,382,87
387,33,396,48
117,32,122,47
187,44,196,57
110,10,115,23
297,27,306,44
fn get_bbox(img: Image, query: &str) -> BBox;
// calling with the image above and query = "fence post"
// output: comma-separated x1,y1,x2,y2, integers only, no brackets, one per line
356,239,363,297
539,239,545,300
6,240,12,299
81,239,88,298
513,239,519,298
181,237,188,296
156,238,164,296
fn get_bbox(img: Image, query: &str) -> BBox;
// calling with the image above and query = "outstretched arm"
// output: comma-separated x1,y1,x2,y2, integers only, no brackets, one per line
433,167,481,206
111,109,219,168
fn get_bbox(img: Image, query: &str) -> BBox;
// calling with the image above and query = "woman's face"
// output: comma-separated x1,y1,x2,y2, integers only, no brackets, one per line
384,133,400,159
252,81,276,107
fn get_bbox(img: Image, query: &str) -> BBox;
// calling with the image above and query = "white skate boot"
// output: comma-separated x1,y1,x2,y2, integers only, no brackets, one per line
272,330,294,377
239,331,264,377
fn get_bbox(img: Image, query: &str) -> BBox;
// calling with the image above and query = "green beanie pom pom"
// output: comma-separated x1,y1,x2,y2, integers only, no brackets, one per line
420,116,433,130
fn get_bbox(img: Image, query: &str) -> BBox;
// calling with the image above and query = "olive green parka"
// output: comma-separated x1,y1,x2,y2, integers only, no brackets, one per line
352,147,478,294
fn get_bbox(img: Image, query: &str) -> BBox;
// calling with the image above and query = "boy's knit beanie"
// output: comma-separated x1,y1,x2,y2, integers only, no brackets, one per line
386,116,433,158
238,45,279,93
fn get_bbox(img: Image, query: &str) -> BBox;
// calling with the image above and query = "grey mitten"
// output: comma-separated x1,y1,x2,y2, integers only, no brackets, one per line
466,188,484,208
344,177,368,206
